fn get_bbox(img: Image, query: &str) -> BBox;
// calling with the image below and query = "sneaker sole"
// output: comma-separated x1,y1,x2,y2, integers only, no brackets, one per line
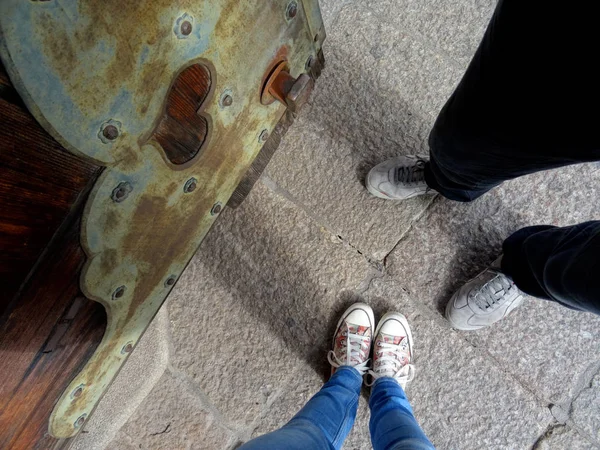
366,175,395,200
444,293,525,331
366,176,430,201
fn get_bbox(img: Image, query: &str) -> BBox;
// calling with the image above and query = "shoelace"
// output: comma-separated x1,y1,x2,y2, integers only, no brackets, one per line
395,160,426,185
472,273,514,310
328,330,371,375
366,341,415,385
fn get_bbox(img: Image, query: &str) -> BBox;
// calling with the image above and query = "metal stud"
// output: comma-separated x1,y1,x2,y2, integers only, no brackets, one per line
184,177,197,193
174,13,194,39
112,285,126,300
111,182,132,203
259,129,270,143
164,276,177,287
286,1,298,20
74,414,87,428
211,202,223,216
71,384,85,400
121,342,134,354
98,119,122,144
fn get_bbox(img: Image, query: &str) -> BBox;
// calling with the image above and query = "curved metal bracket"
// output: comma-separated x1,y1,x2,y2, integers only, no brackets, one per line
0,0,324,438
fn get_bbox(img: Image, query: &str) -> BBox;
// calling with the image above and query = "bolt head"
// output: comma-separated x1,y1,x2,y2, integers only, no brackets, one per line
259,130,270,142
112,285,126,300
221,94,233,107
286,1,298,19
103,125,119,140
165,276,176,287
74,414,87,428
305,55,314,71
211,202,223,216
175,13,194,39
122,343,134,354
98,119,122,144
184,177,198,193
111,182,132,203
72,385,84,399
180,20,192,36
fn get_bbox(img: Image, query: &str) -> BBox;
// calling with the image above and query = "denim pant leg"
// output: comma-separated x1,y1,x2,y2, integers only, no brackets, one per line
502,221,600,315
424,0,600,202
369,378,435,450
239,366,363,450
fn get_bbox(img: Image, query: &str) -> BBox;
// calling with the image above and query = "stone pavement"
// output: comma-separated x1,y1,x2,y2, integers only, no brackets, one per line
74,0,600,449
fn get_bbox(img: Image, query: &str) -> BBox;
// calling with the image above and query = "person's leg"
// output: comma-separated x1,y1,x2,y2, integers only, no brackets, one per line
240,303,375,450
367,313,435,450
368,0,600,202
501,221,600,315
446,221,600,330
370,380,434,450
239,367,362,450
425,0,600,201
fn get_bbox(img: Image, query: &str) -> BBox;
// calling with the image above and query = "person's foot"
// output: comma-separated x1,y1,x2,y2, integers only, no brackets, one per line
366,156,433,200
445,257,524,331
368,312,415,390
328,303,375,375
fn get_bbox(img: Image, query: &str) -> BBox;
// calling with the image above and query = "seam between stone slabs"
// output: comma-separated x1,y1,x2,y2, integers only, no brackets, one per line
166,364,250,439
566,419,600,449
379,194,439,269
259,175,381,269
549,359,600,424
530,423,564,450
531,422,600,450
356,267,386,294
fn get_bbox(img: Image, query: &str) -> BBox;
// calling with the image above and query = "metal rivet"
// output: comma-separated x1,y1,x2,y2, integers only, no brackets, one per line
71,384,85,399
211,202,223,216
286,1,298,19
175,13,194,39
112,285,126,300
180,20,192,36
184,177,197,193
164,276,176,287
305,55,314,71
259,129,269,142
122,342,134,354
111,182,132,203
74,414,87,428
98,119,122,144
221,94,233,107
103,125,118,140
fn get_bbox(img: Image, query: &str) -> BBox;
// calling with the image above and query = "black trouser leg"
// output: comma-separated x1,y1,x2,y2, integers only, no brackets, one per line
501,222,600,315
424,0,600,202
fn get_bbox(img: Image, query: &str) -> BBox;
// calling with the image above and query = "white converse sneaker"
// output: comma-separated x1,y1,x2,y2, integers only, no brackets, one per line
368,312,415,390
366,156,433,200
445,257,524,331
328,303,374,375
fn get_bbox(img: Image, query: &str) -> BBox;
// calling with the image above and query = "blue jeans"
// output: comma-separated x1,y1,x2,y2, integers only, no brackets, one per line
240,367,435,450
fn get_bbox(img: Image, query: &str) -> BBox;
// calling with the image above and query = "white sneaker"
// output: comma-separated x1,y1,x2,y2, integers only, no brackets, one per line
368,312,415,390
328,303,375,375
366,156,433,200
445,257,524,331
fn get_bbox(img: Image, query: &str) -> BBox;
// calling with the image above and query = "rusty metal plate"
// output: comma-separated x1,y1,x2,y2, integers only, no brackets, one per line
0,0,324,439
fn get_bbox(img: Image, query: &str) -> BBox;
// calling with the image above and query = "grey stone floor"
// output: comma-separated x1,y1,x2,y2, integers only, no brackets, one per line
74,0,600,449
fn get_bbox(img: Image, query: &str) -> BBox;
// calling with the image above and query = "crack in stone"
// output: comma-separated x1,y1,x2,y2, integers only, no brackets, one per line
549,359,600,424
149,423,171,436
